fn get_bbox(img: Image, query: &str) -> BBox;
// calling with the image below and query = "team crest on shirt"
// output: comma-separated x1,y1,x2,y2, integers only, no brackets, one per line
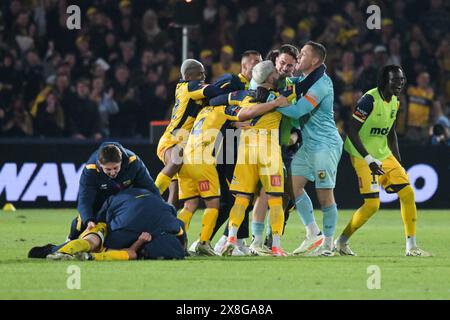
318,170,326,180
100,184,108,189
270,175,281,187
123,180,132,187
390,110,396,118
199,180,210,192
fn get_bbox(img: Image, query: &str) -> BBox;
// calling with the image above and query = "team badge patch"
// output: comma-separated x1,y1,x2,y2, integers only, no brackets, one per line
199,180,210,192
270,175,281,187
318,170,326,180
390,110,396,118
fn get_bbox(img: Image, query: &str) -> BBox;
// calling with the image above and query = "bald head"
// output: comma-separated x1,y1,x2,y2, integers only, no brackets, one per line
180,59,205,81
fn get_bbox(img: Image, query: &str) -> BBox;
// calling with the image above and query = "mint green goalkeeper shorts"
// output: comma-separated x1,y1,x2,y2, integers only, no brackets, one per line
290,145,342,189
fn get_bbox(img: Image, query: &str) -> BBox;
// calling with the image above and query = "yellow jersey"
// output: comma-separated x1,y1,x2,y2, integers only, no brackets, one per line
228,90,282,131
407,86,434,128
183,105,242,165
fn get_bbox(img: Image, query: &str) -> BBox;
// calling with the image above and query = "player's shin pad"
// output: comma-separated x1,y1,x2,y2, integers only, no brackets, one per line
268,197,284,236
92,250,130,261
342,198,379,238
229,197,250,229
200,208,219,243
178,208,194,231
398,185,417,237
155,172,172,195
58,239,91,255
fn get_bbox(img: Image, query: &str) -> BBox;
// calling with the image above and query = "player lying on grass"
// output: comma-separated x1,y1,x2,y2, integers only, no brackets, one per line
154,59,225,206
335,65,431,257
29,188,186,261
67,142,160,241
176,72,289,256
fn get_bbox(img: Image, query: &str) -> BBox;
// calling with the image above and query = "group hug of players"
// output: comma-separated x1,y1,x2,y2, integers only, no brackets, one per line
30,41,430,262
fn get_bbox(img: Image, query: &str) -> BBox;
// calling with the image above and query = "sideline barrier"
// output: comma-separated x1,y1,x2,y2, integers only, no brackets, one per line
0,139,448,209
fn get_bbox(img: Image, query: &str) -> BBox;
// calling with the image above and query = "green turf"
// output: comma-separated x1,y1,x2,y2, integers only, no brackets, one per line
0,208,449,300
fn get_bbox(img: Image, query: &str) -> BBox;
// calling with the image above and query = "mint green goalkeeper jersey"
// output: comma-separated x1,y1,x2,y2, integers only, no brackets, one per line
344,87,399,160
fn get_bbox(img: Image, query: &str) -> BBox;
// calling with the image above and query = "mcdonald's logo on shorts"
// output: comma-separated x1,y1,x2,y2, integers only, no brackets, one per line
270,175,281,187
199,180,210,192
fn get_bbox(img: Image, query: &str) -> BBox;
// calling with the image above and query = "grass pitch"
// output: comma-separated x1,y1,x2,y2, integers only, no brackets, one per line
0,208,449,300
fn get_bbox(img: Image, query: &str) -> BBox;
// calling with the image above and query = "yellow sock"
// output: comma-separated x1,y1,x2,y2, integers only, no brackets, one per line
155,172,172,195
342,198,380,238
229,197,250,229
268,197,284,235
58,239,91,255
398,185,417,237
200,208,219,243
92,250,130,261
178,208,194,231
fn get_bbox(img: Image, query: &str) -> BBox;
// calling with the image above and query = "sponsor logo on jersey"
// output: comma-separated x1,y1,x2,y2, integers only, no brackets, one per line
369,127,390,135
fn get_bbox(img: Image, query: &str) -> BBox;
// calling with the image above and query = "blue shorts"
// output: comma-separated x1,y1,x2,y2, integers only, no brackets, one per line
291,145,342,189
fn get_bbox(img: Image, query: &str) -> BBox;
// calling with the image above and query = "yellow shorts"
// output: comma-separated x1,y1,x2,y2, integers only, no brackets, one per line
230,135,284,196
79,222,108,252
178,164,221,200
351,155,410,197
157,133,179,164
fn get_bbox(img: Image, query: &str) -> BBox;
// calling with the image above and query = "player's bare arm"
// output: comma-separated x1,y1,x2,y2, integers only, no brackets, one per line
237,96,288,121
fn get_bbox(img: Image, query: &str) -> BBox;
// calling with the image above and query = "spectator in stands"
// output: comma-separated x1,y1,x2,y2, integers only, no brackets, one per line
373,45,388,68
420,0,449,43
120,41,137,71
74,35,94,80
0,52,21,109
429,100,450,146
34,91,65,138
1,95,33,137
110,64,138,137
22,49,44,107
236,6,271,56
137,68,170,137
90,77,118,138
101,31,121,65
386,38,402,66
435,38,450,101
405,71,441,144
66,78,102,140
212,45,240,81
355,47,378,93
199,50,214,83
138,9,169,50
403,41,429,82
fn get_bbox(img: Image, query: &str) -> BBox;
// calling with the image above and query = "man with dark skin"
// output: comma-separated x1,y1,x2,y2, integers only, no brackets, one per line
335,65,431,257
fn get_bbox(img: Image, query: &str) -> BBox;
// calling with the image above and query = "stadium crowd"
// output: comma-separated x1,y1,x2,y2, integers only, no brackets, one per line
0,0,448,146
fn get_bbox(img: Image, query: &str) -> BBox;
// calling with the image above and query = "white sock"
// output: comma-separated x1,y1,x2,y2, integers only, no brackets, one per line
253,234,263,246
272,235,281,248
237,238,246,247
324,236,334,250
217,235,227,246
228,227,238,240
306,222,321,238
337,234,349,244
406,236,417,251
